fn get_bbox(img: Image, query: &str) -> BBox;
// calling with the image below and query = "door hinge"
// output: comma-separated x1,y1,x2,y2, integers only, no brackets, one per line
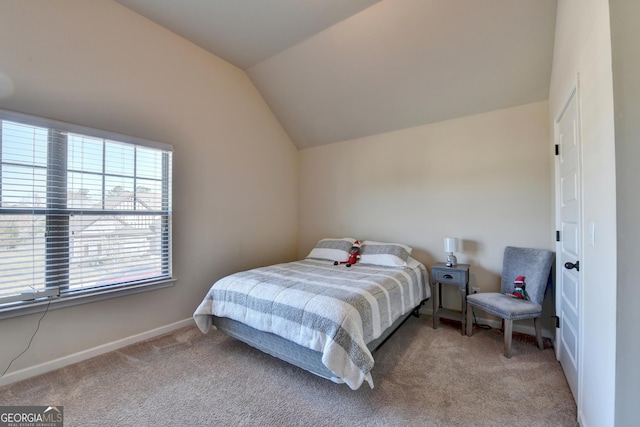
553,315,560,328
556,230,560,242
555,144,559,155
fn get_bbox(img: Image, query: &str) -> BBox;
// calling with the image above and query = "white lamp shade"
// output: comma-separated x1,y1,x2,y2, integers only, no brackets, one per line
444,237,460,253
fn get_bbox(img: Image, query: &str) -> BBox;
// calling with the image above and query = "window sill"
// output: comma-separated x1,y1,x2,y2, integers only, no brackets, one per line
0,279,176,321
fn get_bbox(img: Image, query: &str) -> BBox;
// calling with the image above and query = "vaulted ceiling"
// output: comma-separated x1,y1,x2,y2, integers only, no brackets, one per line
116,0,557,149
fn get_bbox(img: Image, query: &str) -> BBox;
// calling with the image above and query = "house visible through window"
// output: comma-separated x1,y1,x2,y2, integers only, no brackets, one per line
0,109,173,309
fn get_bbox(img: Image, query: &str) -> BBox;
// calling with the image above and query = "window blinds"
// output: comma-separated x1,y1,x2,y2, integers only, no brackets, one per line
0,109,172,306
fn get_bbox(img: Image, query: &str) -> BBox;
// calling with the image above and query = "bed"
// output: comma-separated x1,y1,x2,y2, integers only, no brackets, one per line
193,238,430,390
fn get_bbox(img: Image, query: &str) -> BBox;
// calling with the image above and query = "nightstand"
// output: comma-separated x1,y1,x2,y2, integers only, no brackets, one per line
431,262,470,335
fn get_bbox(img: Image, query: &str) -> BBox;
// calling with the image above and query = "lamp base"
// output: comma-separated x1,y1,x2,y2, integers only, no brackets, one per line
445,253,457,267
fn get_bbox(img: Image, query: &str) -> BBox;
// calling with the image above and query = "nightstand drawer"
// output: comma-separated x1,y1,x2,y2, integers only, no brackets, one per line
433,269,465,284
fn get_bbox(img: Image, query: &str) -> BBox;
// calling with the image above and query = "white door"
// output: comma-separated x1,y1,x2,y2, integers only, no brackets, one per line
555,83,581,402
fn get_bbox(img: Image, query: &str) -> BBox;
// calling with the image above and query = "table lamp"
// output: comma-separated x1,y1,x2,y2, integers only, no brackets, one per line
444,237,460,267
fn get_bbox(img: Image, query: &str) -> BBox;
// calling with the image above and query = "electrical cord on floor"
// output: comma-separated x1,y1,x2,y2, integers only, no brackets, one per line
0,298,52,379
472,310,492,330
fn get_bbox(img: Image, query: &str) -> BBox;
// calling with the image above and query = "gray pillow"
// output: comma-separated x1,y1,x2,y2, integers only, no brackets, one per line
306,238,356,262
359,240,412,267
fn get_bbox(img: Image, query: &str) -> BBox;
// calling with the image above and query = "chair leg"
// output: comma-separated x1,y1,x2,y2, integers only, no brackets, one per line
503,319,513,358
534,317,544,350
466,305,474,336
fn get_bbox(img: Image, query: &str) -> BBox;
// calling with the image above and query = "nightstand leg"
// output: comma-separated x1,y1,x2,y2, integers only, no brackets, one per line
460,286,466,336
431,281,437,329
466,305,474,336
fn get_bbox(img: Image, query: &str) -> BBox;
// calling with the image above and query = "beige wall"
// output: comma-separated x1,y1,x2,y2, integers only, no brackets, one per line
299,101,553,315
549,0,617,425
0,0,298,378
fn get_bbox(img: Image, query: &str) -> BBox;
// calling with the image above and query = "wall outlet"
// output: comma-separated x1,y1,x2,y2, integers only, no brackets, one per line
471,287,480,294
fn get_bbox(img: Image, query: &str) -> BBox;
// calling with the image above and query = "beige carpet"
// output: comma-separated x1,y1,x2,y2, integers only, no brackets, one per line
0,316,577,427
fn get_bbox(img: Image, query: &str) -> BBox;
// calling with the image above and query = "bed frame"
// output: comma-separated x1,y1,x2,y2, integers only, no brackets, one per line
212,300,426,382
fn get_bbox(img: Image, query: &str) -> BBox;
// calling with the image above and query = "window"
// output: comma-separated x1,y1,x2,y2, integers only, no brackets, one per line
0,109,173,312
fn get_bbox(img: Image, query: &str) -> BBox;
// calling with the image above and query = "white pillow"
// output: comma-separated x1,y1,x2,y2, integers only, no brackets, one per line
306,238,356,262
359,240,412,267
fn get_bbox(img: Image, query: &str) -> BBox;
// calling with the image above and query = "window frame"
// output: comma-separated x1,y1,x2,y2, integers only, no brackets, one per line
0,108,174,320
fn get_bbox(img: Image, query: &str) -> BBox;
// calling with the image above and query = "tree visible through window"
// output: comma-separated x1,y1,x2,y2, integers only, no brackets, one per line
0,110,173,307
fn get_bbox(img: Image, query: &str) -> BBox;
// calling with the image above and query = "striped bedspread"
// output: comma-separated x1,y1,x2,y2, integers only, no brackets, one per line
193,257,429,390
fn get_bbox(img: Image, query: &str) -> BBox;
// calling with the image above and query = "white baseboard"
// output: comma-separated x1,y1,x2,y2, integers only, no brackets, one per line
0,318,194,387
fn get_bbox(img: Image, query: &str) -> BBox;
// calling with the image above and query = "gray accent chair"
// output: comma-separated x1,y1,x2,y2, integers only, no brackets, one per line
466,246,554,358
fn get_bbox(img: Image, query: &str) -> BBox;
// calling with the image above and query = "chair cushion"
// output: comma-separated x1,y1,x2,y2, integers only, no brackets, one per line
467,292,542,321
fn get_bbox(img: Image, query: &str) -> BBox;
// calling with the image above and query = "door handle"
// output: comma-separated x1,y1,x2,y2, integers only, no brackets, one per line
564,261,580,271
